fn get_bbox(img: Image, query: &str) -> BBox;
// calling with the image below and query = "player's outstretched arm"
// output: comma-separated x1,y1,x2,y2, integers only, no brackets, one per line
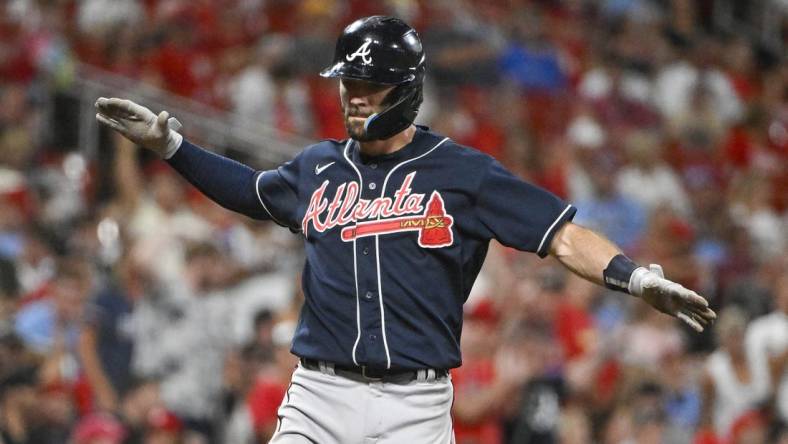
549,222,716,332
95,97,269,219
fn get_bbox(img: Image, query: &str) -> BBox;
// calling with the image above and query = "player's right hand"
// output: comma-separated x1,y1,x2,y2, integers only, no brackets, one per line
95,97,182,157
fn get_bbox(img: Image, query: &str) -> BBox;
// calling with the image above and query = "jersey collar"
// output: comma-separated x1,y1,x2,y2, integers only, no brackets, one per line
349,125,433,166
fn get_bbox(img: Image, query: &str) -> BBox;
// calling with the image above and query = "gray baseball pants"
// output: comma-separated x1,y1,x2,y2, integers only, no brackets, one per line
269,362,455,443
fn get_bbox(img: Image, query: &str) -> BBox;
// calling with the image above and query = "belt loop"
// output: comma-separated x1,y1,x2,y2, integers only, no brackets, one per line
416,369,426,382
427,369,436,381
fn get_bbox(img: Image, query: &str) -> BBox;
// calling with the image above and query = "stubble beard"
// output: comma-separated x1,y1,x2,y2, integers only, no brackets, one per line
345,117,375,141
344,104,376,141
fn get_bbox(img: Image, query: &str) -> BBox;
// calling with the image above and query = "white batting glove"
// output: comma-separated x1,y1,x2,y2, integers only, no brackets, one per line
629,264,717,332
95,97,183,158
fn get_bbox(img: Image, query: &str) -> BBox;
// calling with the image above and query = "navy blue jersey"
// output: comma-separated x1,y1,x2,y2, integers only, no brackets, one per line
169,126,575,370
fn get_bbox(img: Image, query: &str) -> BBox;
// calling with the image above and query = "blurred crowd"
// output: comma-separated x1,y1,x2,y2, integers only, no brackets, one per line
0,0,786,443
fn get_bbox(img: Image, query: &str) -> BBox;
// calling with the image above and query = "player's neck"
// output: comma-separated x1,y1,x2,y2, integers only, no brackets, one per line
357,125,416,158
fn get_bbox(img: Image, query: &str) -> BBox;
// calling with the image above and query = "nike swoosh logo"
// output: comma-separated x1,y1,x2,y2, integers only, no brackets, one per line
315,162,335,175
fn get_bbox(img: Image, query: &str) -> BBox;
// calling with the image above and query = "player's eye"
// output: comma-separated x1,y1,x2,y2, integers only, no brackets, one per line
343,79,389,96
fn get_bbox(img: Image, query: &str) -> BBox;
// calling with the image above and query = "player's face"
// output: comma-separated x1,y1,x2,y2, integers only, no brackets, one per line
339,78,395,141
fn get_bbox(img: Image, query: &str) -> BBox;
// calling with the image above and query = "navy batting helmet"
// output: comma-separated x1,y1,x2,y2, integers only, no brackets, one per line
320,16,425,140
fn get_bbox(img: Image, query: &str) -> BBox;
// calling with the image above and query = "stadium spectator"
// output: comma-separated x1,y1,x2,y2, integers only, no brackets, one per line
78,250,147,413
246,320,297,442
573,154,648,253
14,258,91,355
744,271,788,423
451,299,526,444
143,242,238,440
615,130,692,216
700,307,761,440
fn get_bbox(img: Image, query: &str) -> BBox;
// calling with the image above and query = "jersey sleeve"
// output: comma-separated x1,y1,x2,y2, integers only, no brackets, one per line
167,139,302,229
254,156,302,232
475,159,576,257
167,139,269,220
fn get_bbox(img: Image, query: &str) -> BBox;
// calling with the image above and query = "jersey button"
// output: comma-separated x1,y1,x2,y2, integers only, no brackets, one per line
362,247,370,255
369,334,377,341
369,163,378,169
365,291,374,300
369,182,377,190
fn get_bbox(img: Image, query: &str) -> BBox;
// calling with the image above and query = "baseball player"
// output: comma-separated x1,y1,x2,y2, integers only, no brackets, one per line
95,16,716,444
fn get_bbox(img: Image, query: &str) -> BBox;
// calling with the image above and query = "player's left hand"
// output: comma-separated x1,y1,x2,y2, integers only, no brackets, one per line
629,264,716,332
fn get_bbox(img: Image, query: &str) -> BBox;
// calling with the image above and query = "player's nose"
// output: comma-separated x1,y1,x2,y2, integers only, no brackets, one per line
347,88,372,107
347,99,371,117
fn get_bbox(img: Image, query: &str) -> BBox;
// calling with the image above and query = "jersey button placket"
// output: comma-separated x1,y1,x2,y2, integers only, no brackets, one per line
355,164,386,368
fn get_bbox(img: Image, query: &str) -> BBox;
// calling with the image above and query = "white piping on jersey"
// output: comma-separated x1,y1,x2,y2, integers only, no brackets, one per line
255,171,289,227
536,204,573,255
373,236,389,368
341,140,363,366
376,136,450,369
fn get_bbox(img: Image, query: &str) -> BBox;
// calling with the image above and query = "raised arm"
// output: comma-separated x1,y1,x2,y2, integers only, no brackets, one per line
549,222,716,332
95,98,270,220
165,139,269,218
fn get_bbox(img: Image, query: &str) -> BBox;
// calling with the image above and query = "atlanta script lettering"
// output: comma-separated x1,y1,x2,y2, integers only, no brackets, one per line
302,172,454,248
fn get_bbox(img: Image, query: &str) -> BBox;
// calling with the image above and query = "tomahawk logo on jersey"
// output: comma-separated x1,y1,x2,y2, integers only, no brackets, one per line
244,125,576,370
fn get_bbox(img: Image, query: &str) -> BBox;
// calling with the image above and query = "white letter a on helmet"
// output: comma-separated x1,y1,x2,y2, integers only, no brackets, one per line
346,40,373,65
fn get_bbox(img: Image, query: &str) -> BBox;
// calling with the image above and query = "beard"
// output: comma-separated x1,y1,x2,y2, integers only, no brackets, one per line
343,105,376,141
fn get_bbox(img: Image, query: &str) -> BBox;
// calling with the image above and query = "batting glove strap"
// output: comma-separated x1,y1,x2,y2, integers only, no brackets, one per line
162,129,183,160
626,266,652,297
603,254,641,294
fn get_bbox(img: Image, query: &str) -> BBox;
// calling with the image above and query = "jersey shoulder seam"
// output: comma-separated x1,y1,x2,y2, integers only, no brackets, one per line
254,171,297,230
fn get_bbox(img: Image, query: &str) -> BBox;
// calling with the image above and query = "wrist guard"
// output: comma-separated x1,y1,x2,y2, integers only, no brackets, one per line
603,254,640,294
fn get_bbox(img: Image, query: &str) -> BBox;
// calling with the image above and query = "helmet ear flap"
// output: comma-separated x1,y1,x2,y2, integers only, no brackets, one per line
380,83,408,107
383,81,424,108
363,82,422,140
